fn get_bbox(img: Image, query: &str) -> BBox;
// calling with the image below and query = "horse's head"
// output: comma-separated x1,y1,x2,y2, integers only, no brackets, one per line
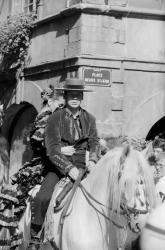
107,145,156,233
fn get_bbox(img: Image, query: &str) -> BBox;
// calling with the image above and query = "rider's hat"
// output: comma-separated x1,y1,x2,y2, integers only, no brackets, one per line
55,78,93,92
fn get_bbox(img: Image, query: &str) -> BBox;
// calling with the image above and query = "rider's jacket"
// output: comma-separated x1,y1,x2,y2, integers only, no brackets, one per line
45,107,100,175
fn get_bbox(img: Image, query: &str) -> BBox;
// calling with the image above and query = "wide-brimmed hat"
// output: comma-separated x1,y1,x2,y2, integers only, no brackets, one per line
55,78,93,92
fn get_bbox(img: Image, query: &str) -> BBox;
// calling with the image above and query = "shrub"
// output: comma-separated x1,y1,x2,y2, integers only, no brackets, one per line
0,13,35,71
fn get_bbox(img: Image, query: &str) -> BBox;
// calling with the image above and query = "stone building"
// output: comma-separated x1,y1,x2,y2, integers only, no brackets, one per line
0,0,165,176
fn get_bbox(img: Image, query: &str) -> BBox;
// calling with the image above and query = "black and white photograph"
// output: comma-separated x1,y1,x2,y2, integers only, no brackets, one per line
0,1,165,250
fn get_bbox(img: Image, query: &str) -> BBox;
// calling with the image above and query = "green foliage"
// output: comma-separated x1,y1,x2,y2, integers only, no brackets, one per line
0,13,35,71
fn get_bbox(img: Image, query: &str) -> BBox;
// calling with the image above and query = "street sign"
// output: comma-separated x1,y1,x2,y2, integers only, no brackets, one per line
83,68,111,86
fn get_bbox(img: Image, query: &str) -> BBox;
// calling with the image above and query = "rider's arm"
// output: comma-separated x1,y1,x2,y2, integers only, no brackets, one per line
45,111,75,176
88,115,100,164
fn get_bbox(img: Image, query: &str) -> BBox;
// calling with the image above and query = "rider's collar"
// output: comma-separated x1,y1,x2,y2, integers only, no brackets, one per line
65,107,81,119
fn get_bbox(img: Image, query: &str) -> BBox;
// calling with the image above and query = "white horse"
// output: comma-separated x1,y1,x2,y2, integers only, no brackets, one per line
18,145,156,250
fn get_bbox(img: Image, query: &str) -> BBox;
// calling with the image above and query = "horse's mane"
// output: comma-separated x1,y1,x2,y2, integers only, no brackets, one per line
104,146,156,214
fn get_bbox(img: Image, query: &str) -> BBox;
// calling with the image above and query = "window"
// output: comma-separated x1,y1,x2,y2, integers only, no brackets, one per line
11,0,38,15
24,0,37,14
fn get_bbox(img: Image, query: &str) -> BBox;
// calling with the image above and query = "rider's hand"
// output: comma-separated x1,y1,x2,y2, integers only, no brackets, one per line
87,161,96,173
61,146,75,156
68,167,79,180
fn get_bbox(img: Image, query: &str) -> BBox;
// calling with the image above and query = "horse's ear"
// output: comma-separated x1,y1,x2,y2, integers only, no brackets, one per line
142,141,153,159
120,144,130,165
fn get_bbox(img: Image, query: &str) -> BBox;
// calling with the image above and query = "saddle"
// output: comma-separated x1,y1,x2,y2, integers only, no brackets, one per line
55,179,73,209
43,169,86,245
28,177,73,210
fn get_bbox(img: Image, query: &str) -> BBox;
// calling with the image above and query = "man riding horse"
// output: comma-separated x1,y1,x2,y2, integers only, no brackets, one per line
28,78,100,249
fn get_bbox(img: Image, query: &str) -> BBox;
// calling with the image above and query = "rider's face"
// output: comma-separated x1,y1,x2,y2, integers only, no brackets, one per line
154,147,163,160
154,147,164,161
65,91,83,109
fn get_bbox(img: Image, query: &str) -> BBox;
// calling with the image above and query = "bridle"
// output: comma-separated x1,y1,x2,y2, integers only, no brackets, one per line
79,183,149,233
57,148,150,250
56,176,149,250
80,183,125,229
77,182,149,250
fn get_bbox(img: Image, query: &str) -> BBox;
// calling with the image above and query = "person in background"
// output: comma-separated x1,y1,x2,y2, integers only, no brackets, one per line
12,84,65,199
0,84,65,250
146,135,165,183
28,78,100,250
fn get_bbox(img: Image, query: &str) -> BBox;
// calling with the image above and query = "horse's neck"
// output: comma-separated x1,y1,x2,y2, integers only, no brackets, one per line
82,158,110,204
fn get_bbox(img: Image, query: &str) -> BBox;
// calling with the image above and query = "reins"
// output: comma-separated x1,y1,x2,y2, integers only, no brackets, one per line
56,156,150,250
58,176,149,250
79,183,148,235
80,183,148,216
58,179,126,250
79,183,126,229
58,169,86,250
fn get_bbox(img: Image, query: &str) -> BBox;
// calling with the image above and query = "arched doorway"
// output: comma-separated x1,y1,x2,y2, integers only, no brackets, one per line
146,116,165,140
1,102,38,179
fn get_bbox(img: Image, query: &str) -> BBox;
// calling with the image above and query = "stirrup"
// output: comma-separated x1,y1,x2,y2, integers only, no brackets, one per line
27,236,41,250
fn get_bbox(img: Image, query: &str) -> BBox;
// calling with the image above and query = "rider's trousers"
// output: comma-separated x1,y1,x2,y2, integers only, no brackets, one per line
30,171,60,233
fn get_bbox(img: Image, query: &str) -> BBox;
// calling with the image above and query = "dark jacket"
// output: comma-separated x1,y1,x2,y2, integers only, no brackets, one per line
45,107,100,176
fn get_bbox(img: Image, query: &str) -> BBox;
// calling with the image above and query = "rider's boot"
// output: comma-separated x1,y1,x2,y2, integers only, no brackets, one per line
27,237,41,250
27,224,42,250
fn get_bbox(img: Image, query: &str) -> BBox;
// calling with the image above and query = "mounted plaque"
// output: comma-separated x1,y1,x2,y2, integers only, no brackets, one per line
83,68,111,86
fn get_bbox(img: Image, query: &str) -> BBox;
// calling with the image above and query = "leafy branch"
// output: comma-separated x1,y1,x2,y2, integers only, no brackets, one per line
0,13,35,72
